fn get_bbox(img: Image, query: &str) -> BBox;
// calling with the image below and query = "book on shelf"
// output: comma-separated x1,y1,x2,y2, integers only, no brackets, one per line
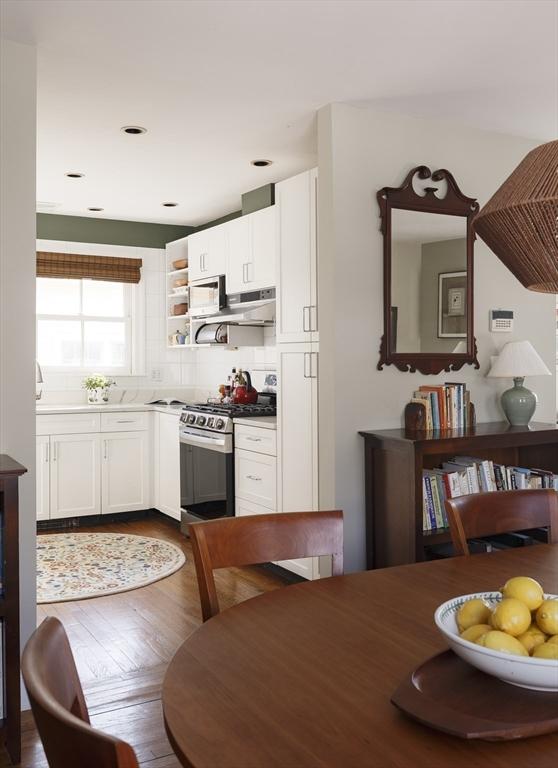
411,382,474,431
422,457,558,533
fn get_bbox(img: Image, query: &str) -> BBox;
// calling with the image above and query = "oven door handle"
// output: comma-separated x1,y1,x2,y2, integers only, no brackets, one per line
179,430,232,453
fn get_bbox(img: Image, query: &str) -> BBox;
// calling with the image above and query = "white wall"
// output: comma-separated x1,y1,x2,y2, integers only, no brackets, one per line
0,39,37,704
318,103,556,573
37,239,276,403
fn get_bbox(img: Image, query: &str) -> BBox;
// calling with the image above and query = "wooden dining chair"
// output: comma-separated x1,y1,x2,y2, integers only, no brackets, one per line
445,488,558,556
189,510,344,621
22,616,139,768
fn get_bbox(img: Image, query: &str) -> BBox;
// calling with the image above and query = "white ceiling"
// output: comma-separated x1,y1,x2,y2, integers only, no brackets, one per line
2,0,557,226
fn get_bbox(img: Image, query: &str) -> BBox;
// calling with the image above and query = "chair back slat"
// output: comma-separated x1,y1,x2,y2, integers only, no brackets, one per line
22,617,139,768
189,510,343,621
445,489,558,556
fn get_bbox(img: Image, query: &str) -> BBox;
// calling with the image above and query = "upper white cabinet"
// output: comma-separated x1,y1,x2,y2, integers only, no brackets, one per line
101,431,150,515
275,169,318,343
188,224,227,282
226,207,276,294
50,433,101,519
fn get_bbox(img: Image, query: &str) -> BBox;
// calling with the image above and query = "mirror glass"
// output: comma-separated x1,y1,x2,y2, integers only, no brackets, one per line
390,209,468,354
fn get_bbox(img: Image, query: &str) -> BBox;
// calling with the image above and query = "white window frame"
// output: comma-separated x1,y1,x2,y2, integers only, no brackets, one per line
36,240,146,377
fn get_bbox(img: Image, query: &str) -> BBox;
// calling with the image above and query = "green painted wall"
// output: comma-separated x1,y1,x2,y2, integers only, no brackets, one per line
241,183,275,215
195,210,241,231
37,214,194,248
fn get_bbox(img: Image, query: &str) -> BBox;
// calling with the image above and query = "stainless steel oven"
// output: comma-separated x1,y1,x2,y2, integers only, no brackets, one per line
179,412,234,524
179,400,276,527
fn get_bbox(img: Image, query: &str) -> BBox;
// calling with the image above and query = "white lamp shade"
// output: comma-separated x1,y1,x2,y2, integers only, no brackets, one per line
487,340,551,378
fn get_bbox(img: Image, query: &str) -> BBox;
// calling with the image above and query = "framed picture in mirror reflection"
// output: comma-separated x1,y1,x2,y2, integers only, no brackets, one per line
438,271,467,338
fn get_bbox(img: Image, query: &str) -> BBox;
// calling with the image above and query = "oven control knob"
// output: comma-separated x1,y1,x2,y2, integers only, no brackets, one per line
196,415,207,426
216,418,225,430
187,414,196,425
207,417,214,428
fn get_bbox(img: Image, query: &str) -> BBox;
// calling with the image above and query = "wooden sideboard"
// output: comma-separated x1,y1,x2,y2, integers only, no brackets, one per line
0,455,26,764
360,422,558,569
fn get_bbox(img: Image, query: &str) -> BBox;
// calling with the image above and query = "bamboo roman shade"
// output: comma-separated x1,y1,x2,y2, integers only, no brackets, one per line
36,252,143,284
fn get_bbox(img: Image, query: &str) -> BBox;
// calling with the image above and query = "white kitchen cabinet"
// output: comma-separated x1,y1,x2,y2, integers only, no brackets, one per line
275,169,318,343
36,435,50,521
235,497,272,518
50,433,101,519
188,225,227,282
226,207,276,294
235,448,276,510
276,342,319,579
101,431,150,515
154,412,182,520
226,215,251,294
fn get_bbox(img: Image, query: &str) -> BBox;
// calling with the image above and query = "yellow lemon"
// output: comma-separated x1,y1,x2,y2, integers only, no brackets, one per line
491,598,531,637
477,630,528,657
517,623,547,655
532,642,558,660
547,635,558,646
501,576,544,611
460,623,492,643
536,600,558,635
457,598,492,631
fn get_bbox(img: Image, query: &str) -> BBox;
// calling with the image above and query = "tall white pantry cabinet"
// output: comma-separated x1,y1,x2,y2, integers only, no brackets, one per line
275,168,321,580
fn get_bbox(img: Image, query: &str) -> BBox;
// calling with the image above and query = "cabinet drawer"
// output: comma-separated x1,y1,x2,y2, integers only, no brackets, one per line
235,449,276,510
235,497,273,517
36,413,101,435
100,411,149,432
234,424,276,456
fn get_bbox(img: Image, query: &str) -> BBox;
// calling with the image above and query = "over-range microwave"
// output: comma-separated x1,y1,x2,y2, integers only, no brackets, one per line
188,275,226,318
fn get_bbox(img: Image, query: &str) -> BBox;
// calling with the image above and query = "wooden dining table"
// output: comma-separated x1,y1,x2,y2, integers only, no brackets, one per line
162,545,558,768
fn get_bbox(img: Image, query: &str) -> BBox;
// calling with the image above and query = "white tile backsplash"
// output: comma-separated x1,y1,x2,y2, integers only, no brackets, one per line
38,240,276,405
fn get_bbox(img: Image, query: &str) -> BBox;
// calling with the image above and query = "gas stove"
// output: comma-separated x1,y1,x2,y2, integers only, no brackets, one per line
179,402,276,436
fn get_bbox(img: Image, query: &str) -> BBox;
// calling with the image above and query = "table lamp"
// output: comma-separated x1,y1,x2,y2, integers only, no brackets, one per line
487,340,551,426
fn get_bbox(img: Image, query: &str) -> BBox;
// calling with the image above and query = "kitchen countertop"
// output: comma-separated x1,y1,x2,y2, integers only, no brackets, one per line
36,403,186,416
233,416,277,429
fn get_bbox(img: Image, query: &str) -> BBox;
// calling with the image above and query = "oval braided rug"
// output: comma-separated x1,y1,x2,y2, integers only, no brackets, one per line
37,532,186,604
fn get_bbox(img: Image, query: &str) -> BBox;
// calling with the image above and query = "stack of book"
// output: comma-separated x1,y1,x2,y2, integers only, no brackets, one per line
422,456,558,532
411,383,474,431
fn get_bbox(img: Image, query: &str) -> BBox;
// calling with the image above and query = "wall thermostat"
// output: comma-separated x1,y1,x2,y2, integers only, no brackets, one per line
490,309,514,332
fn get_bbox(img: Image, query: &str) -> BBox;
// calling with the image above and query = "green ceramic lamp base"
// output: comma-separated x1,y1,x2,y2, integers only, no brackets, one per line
500,377,537,426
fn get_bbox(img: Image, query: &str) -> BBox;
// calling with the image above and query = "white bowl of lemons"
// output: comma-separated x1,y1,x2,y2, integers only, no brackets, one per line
435,577,558,692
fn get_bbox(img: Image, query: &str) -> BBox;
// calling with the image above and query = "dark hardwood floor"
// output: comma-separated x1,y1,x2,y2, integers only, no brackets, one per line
15,515,287,768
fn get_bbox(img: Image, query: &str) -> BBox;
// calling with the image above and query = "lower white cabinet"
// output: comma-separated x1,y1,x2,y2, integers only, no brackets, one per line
50,433,101,519
36,435,50,521
276,342,320,580
101,431,150,515
235,448,276,510
154,412,181,520
36,411,153,521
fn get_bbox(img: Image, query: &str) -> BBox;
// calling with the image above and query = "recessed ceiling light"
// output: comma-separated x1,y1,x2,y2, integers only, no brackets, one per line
87,207,104,212
162,202,178,207
121,126,147,135
251,159,273,167
65,172,85,178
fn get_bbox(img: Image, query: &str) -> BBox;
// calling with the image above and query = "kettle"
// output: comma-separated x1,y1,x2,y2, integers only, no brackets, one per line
232,370,258,405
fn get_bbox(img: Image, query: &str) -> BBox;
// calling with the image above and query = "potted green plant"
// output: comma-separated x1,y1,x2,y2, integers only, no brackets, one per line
82,375,116,404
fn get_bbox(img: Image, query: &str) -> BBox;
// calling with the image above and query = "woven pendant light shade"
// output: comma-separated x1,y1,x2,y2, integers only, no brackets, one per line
474,140,558,293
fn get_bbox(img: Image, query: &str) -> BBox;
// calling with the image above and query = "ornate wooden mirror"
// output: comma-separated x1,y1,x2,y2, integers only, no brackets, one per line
377,166,480,374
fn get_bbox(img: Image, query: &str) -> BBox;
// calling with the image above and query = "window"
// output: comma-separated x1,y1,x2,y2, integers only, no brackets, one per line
37,278,133,373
